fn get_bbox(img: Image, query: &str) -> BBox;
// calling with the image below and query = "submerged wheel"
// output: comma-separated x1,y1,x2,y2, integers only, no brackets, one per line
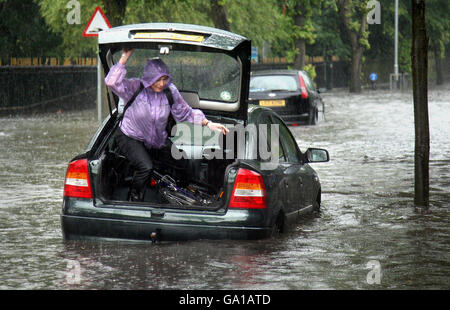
313,191,321,213
270,212,284,237
313,200,320,212
318,102,325,122
309,107,319,125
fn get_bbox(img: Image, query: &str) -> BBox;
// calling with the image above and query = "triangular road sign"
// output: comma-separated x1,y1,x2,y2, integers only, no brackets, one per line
83,6,111,37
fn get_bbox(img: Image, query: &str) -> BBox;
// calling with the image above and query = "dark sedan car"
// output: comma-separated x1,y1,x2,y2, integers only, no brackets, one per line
61,23,329,242
249,70,325,125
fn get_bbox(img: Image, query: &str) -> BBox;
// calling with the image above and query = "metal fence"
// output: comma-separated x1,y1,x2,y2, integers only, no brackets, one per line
0,66,97,116
0,57,97,67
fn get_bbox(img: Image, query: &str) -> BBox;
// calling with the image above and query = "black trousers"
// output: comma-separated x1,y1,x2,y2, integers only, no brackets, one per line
115,129,188,195
115,128,191,195
115,129,154,194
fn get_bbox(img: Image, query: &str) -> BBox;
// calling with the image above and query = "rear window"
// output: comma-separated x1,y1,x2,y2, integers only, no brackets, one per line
250,75,298,92
113,49,240,103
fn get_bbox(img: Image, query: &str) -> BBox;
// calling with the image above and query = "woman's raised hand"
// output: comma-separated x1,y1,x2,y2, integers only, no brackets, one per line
119,48,134,65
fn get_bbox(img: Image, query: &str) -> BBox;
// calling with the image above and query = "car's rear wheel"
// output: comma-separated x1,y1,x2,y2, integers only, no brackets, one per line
313,200,320,212
313,191,321,212
318,101,325,122
309,107,318,125
270,212,284,237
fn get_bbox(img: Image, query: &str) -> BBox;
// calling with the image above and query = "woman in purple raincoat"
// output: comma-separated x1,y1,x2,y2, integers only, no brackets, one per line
105,48,228,201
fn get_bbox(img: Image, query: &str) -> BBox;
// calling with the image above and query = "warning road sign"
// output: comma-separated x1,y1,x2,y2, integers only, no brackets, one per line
83,6,111,37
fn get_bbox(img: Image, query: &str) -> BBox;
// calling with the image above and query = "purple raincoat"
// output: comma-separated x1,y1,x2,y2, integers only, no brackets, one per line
105,58,205,149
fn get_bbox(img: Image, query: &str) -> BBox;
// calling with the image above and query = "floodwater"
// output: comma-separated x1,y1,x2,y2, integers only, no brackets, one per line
0,84,449,290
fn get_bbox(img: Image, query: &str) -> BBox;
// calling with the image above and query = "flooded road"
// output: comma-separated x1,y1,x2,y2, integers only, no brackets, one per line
0,85,449,290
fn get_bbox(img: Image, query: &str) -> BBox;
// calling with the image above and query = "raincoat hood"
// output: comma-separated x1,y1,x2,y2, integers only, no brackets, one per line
141,58,172,89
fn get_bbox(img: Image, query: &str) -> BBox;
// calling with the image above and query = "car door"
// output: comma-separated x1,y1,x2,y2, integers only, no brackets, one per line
270,115,308,213
259,113,305,222
257,112,295,219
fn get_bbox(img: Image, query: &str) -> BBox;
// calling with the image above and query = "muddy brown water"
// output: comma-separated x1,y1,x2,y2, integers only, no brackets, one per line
0,85,449,289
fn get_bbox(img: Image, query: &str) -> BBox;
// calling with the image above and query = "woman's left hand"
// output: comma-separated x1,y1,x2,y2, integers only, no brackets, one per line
207,122,229,135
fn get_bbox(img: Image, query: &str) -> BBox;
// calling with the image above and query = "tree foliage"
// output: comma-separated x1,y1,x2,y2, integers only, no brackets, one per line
37,0,100,58
35,0,286,59
0,0,61,60
1,0,448,89
336,0,371,92
425,0,450,85
279,0,321,68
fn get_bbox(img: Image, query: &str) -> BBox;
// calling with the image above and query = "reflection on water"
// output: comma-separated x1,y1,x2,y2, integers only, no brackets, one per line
0,85,449,289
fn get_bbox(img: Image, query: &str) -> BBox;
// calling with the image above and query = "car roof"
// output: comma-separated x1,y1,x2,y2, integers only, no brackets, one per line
251,69,305,76
98,22,248,51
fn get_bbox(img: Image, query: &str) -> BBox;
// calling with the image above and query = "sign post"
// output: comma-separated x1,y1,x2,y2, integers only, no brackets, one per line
83,6,111,124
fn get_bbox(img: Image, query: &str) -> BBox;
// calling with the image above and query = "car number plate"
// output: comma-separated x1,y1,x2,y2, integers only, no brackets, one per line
259,100,285,107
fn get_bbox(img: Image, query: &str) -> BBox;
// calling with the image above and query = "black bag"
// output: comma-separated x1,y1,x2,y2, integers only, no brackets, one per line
163,87,176,137
118,83,176,137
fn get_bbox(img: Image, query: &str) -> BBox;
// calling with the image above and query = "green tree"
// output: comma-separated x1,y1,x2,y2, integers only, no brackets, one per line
38,0,286,60
102,0,127,27
336,0,370,93
37,0,209,58
209,0,230,30
280,0,321,69
37,0,100,58
224,0,288,49
364,0,411,76
308,1,348,59
365,0,449,85
411,0,429,209
0,0,61,61
426,1,450,85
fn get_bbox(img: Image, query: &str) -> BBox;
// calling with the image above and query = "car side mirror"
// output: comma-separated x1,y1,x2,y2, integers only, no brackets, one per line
305,148,329,163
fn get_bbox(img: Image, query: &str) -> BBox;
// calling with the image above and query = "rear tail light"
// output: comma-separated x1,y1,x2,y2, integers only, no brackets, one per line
229,168,266,209
298,73,308,99
64,159,93,199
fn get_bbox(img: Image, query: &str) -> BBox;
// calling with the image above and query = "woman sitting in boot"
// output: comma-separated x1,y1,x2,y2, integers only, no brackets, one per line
105,48,228,201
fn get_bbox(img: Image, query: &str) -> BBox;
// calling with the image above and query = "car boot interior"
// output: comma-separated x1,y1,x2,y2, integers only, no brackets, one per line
97,127,234,210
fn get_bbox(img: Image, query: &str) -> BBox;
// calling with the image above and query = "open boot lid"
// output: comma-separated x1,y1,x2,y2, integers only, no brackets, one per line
98,23,251,122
